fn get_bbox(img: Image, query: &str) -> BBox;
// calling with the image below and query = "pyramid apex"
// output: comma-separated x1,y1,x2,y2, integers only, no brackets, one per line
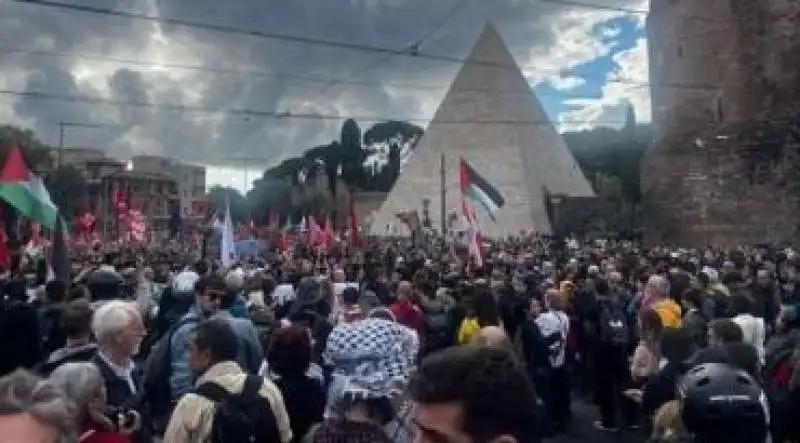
479,20,499,33
474,21,503,45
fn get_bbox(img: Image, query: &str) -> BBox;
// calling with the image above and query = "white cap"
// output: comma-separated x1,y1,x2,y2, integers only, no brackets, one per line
225,268,246,291
172,270,200,293
701,266,719,282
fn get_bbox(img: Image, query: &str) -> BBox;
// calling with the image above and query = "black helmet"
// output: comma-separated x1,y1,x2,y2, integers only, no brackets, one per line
679,362,767,443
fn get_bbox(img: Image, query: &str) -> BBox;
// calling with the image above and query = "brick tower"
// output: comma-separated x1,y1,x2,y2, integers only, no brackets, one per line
642,0,800,246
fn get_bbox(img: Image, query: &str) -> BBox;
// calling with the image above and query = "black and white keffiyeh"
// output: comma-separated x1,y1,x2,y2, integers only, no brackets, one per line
323,318,418,412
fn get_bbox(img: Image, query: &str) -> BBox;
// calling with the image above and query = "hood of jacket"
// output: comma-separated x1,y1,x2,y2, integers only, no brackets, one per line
653,298,682,328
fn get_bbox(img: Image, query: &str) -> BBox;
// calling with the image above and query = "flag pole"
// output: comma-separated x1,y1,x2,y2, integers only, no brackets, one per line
440,152,446,237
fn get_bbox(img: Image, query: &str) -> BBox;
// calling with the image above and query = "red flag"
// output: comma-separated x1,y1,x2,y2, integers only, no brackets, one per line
461,200,483,267
0,220,9,271
0,144,28,182
268,211,279,230
348,200,359,247
308,215,324,246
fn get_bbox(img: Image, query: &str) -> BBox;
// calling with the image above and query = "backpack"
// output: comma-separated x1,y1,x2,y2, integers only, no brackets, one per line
424,312,451,353
39,306,64,355
194,376,280,443
598,300,630,346
143,316,199,428
249,307,277,345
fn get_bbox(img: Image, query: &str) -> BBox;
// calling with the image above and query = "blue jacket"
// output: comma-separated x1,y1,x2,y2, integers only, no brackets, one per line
223,291,250,319
168,305,263,399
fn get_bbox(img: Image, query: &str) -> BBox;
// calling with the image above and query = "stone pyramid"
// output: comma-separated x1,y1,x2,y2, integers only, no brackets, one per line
370,23,594,237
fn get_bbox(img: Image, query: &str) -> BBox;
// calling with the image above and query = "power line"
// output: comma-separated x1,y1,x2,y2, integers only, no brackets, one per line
540,0,648,15
539,0,729,21
0,43,722,93
0,87,630,126
302,0,472,96
11,0,723,91
12,0,447,59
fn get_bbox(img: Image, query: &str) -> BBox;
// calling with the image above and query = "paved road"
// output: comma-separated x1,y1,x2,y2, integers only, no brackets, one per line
549,400,645,443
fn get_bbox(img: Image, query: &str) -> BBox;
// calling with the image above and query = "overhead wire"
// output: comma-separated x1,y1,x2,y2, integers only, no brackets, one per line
0,88,630,126
316,0,473,96
539,0,730,21
0,40,722,93
10,0,723,91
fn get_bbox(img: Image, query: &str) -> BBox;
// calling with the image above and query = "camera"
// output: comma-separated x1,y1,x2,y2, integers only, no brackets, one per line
104,406,136,429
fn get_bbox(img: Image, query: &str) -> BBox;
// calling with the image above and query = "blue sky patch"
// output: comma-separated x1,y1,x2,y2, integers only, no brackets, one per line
535,15,646,123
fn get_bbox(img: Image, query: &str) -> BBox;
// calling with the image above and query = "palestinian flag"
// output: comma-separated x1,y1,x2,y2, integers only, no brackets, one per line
459,158,505,221
0,144,59,230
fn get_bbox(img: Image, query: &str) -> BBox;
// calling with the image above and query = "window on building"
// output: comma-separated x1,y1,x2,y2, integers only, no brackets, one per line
677,44,683,58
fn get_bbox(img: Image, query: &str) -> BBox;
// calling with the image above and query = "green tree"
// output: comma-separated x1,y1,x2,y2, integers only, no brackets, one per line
374,143,402,192
206,186,249,223
0,124,52,171
45,166,88,217
246,177,292,224
363,120,424,145
339,119,364,188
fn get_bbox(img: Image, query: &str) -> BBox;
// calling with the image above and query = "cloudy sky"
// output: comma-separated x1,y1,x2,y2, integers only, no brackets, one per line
0,0,649,193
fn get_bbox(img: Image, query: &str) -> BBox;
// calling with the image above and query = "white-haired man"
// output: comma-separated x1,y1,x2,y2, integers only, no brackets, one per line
222,268,249,318
90,300,151,443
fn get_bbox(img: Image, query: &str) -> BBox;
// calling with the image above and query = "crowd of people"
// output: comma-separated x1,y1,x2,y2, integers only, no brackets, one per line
0,237,799,443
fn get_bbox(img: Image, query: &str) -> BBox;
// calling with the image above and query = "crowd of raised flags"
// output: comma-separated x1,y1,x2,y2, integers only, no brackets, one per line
0,146,509,277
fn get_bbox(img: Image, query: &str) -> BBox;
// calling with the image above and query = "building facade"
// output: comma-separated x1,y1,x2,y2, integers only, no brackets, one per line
54,150,192,236
98,170,179,236
642,0,800,246
131,155,207,222
51,147,108,170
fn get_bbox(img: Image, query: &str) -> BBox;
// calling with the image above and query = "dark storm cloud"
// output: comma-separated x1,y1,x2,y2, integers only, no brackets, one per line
0,0,643,167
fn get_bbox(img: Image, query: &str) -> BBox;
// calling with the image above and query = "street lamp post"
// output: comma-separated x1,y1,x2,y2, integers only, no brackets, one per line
551,194,564,238
58,122,104,168
224,156,273,192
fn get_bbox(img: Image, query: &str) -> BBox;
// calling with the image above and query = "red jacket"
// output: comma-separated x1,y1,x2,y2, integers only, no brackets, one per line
78,424,130,443
390,300,425,335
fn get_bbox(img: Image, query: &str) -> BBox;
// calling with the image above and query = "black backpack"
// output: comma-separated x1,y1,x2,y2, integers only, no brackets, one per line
598,300,630,346
143,316,199,429
194,376,280,443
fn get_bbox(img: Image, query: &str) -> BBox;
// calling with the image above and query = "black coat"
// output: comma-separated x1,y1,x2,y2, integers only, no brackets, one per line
0,299,41,376
641,361,690,416
681,309,708,349
92,354,152,443
273,375,326,443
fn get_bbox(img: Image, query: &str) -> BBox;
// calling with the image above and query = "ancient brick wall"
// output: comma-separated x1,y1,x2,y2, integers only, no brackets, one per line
642,0,800,246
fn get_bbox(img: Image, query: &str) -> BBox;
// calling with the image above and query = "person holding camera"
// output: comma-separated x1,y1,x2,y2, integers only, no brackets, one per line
90,301,150,443
49,362,139,443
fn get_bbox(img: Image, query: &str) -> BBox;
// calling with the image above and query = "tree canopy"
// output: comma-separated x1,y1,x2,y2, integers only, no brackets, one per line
44,166,88,218
0,112,651,231
206,185,250,223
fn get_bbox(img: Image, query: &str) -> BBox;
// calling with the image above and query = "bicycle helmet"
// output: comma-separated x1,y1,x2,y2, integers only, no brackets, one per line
679,362,767,443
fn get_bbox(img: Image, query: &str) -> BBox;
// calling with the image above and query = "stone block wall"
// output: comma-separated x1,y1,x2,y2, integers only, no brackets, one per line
643,0,800,246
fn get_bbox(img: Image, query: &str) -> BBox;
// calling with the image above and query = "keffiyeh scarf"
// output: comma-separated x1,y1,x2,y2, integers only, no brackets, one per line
323,318,418,413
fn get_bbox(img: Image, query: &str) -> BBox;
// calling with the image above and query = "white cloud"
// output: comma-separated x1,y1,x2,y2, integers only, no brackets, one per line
600,26,622,39
557,36,651,132
2,0,653,190
521,7,625,87
206,165,256,193
549,76,586,91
